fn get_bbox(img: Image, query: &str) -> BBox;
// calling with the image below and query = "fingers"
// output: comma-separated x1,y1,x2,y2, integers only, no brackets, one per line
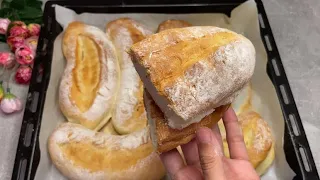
181,139,201,169
196,127,225,180
160,149,185,178
212,124,223,151
222,107,249,160
172,166,203,180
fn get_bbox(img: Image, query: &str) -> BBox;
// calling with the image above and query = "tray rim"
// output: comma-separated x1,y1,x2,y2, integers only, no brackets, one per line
11,0,319,180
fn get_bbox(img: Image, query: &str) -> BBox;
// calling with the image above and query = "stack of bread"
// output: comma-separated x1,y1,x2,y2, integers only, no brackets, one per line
48,18,275,180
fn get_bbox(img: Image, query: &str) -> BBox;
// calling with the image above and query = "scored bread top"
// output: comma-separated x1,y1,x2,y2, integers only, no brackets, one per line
106,18,152,134
60,22,120,130
131,26,255,129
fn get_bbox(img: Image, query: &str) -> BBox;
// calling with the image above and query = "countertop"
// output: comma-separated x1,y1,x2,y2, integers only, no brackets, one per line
0,0,319,179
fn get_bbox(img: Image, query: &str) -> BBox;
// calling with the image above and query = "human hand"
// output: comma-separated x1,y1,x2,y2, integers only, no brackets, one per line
160,107,259,180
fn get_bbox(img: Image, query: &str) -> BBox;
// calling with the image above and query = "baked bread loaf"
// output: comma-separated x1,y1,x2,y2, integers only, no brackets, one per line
101,120,119,135
106,18,152,134
218,111,275,175
130,26,256,130
144,90,229,153
48,123,166,180
59,22,120,131
157,19,192,32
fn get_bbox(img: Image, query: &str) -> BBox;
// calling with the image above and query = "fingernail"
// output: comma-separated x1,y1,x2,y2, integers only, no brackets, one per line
196,128,212,143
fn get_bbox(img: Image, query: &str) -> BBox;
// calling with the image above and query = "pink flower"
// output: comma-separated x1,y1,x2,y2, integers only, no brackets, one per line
8,25,29,39
7,36,25,52
0,18,11,35
24,36,38,52
27,23,41,37
15,45,34,65
0,52,15,68
0,92,22,114
15,65,32,84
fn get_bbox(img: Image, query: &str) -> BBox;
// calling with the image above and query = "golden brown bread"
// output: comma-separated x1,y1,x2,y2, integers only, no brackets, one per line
218,111,275,175
59,22,120,130
106,18,152,134
157,19,192,32
101,120,119,135
48,123,166,180
144,90,229,153
131,26,255,130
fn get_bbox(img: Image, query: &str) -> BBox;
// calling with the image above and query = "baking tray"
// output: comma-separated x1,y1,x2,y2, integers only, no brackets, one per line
11,0,319,180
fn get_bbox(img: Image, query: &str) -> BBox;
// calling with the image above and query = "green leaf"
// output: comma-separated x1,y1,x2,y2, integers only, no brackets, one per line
18,6,42,19
0,0,43,27
1,0,13,8
8,0,26,10
26,0,42,8
0,8,20,21
21,16,42,25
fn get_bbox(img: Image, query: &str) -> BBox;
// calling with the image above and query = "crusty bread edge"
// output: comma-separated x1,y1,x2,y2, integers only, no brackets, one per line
144,89,229,153
48,123,166,180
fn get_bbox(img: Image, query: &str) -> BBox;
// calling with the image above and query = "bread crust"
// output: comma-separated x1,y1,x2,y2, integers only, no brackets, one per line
106,18,152,134
59,22,120,131
144,90,229,153
48,123,166,180
131,26,255,129
157,19,192,32
219,111,275,174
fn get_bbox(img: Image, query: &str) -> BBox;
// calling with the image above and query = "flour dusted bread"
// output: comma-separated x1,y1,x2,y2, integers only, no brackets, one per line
157,19,192,32
218,111,275,175
131,26,256,130
59,22,120,130
101,120,119,135
144,90,229,153
106,18,152,134
48,123,165,180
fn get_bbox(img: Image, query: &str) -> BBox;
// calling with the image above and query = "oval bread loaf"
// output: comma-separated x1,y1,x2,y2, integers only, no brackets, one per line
59,22,120,131
48,123,166,180
106,18,152,134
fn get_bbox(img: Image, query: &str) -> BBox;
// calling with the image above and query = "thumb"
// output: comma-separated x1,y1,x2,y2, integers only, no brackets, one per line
196,127,225,180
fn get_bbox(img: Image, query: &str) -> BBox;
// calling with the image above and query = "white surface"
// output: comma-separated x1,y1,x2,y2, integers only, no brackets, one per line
0,0,319,179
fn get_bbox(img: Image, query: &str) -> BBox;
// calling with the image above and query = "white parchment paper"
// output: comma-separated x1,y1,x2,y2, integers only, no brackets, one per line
35,0,295,179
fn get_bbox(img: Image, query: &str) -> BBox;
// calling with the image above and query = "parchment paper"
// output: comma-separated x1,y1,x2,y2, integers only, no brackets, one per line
35,0,295,179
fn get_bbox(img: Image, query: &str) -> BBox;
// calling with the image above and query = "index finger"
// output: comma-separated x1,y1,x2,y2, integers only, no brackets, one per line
160,149,185,177
222,107,249,160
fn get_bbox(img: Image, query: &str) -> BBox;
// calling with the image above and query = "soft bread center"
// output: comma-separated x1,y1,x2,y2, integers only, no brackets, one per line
71,35,101,112
145,32,238,92
59,141,153,172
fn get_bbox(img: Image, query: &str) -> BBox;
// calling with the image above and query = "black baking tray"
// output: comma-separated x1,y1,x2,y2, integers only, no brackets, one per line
11,0,319,180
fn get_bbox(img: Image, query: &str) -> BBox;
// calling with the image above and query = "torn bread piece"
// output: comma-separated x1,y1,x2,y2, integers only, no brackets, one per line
59,22,120,131
131,26,255,130
106,18,152,134
157,19,192,32
48,123,166,180
144,90,229,153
